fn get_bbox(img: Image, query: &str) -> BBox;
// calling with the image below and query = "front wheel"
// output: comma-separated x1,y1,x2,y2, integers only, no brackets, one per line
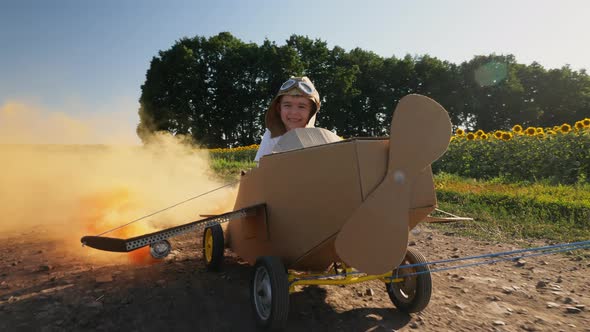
385,247,432,313
202,224,224,271
250,256,290,330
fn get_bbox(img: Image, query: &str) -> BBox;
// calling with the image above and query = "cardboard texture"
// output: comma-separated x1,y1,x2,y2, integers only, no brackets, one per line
336,95,451,274
229,94,451,274
272,127,342,154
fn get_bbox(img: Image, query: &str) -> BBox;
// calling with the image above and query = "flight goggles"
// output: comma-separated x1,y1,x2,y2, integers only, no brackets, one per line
279,78,316,95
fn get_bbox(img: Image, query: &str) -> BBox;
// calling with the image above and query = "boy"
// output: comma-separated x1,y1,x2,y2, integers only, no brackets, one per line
254,76,321,162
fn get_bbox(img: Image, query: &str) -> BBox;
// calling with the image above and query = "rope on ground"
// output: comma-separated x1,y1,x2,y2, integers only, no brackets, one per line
289,240,590,284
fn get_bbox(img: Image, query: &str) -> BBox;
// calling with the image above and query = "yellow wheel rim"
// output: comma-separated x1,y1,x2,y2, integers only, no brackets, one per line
205,228,213,263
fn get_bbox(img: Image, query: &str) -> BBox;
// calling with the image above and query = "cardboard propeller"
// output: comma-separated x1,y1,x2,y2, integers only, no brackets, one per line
335,94,452,275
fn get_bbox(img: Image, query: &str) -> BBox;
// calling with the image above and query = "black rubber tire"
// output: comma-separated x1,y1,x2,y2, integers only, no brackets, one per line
202,224,224,271
385,247,432,313
250,256,290,330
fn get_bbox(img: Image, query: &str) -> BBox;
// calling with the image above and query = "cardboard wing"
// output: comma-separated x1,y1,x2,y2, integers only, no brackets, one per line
228,94,451,274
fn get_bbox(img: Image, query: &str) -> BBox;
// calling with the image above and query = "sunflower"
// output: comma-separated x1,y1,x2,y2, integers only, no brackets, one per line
481,134,489,140
583,118,590,128
536,127,544,134
466,132,476,140
475,129,485,137
560,123,572,133
546,130,556,135
456,128,465,136
525,127,536,136
575,121,584,130
501,132,513,140
494,131,503,139
512,124,523,133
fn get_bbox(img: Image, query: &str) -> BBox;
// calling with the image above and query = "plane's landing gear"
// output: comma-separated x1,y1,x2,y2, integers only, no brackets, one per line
385,247,432,313
251,256,289,330
203,224,224,271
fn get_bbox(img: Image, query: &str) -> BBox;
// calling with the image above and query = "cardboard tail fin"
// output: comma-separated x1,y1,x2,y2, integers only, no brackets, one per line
335,94,451,274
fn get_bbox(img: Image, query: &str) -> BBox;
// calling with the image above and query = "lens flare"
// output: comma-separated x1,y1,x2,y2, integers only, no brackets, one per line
474,61,508,87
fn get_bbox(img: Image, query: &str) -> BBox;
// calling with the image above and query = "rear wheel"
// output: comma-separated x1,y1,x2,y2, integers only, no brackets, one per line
250,256,290,330
385,247,432,313
202,224,224,271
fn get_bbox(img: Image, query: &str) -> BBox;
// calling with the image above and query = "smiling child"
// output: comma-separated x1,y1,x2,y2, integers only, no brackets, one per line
254,76,321,162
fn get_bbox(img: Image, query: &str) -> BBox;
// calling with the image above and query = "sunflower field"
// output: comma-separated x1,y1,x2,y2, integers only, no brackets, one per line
208,144,259,161
208,144,258,181
433,118,590,184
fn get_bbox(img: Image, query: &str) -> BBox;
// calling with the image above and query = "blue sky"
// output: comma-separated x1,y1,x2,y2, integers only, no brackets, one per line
1,0,589,144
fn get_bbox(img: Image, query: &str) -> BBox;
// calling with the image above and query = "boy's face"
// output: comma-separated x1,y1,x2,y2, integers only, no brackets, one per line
279,95,313,132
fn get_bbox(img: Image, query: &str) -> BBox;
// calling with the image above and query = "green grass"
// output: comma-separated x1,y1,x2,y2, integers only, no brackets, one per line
210,159,257,182
431,173,590,244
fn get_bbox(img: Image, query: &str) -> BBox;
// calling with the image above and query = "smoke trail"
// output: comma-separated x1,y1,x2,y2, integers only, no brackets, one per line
0,100,237,264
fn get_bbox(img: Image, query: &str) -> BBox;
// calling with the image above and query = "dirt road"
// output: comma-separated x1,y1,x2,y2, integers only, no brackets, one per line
1,226,588,331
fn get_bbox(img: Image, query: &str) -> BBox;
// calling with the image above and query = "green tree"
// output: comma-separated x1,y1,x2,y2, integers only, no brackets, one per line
138,33,590,147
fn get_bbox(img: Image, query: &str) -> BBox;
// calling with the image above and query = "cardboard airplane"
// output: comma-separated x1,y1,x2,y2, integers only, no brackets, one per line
82,94,452,275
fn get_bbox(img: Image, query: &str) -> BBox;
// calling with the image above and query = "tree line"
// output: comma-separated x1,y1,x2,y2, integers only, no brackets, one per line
138,32,590,148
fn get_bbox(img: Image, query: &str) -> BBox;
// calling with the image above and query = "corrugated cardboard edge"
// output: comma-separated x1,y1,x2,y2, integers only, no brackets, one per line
272,127,341,154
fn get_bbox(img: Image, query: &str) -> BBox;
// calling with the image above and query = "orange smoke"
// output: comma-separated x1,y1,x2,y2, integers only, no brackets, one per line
0,100,238,266
127,247,159,265
0,100,139,145
77,188,159,265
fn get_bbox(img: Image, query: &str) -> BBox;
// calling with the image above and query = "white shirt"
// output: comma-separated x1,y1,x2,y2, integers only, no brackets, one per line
254,129,280,162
